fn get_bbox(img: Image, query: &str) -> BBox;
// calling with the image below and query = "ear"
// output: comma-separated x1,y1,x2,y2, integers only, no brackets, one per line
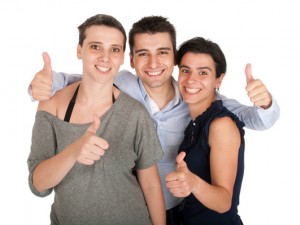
77,44,82,59
216,73,225,89
129,53,135,68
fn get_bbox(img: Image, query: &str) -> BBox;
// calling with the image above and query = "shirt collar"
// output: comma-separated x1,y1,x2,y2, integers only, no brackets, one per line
138,76,183,109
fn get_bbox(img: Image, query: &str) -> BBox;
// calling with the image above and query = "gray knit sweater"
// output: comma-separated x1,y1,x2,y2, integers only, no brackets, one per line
28,92,163,225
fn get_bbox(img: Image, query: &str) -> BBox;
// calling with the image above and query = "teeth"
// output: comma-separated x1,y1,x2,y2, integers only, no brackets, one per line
185,88,200,94
96,66,110,72
147,71,162,76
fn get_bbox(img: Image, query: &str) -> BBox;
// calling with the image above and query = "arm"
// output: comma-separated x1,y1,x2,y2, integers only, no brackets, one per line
137,165,166,225
219,93,280,130
29,107,108,194
166,117,240,213
219,63,280,130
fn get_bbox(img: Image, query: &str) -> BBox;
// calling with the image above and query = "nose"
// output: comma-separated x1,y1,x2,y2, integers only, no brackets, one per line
99,50,110,62
148,55,158,68
186,72,198,84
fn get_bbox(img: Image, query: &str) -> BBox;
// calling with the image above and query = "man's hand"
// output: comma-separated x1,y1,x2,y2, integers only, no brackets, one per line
245,63,272,109
31,52,53,101
71,114,109,165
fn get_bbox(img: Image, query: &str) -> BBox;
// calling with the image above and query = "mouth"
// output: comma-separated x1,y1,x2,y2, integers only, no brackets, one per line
185,87,201,94
96,65,111,72
145,70,164,77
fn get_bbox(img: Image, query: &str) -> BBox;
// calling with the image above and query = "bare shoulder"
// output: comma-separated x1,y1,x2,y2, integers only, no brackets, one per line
209,116,240,148
37,82,80,117
210,116,238,132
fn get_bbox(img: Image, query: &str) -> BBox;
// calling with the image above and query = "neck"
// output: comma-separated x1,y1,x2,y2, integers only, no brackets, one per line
144,80,175,110
77,80,115,106
189,96,215,120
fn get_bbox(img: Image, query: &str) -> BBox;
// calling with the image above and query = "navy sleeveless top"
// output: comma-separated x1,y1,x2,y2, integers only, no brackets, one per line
179,100,245,225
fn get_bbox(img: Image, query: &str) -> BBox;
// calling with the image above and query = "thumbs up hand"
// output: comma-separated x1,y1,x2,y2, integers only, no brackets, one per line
72,114,109,165
31,52,53,101
245,63,272,109
165,152,196,197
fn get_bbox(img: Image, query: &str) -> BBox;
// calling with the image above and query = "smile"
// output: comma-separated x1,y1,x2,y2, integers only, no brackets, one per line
185,87,201,94
96,65,111,72
146,70,164,76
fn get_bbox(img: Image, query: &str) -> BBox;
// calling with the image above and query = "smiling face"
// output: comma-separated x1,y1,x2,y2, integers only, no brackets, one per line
178,52,224,117
130,32,175,92
77,25,125,84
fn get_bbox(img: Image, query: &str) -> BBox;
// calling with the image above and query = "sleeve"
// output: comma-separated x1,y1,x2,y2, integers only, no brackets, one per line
114,70,137,89
27,112,57,197
132,105,163,170
52,71,82,95
218,93,280,131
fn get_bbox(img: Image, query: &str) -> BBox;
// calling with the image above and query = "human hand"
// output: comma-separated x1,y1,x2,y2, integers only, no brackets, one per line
165,152,196,197
73,114,109,165
245,63,272,109
31,52,53,101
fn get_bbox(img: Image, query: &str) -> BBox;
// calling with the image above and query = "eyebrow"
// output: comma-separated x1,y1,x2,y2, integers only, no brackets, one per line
88,41,123,49
134,47,172,54
179,65,212,71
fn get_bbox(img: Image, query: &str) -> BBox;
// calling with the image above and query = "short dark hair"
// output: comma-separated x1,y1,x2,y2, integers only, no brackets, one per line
128,16,176,58
77,14,127,52
177,37,226,78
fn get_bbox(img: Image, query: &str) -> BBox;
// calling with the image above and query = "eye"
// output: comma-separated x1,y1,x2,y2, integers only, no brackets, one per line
180,68,189,74
138,52,148,57
158,51,168,55
112,47,121,53
91,45,100,50
198,71,208,75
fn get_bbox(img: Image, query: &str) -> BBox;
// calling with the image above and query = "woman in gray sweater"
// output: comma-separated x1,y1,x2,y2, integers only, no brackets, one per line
27,14,165,225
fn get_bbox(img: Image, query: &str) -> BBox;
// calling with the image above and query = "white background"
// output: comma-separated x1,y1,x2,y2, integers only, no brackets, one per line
0,0,299,224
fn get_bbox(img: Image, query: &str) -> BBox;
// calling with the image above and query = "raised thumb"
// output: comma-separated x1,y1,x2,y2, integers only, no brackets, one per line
42,52,52,78
86,114,100,135
245,63,254,84
176,151,187,171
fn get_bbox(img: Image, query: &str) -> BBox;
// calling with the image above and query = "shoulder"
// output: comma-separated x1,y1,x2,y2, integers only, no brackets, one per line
210,116,237,132
117,92,149,116
37,82,79,117
209,116,241,147
119,92,145,109
115,70,138,86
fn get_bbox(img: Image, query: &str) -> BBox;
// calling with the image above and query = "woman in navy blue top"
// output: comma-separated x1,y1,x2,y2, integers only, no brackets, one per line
166,37,245,225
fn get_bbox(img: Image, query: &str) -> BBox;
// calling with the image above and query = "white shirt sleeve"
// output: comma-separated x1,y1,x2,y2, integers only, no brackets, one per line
51,71,82,94
217,93,280,130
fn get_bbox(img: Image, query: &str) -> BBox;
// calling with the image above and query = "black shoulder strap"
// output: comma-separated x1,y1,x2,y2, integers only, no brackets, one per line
64,84,80,122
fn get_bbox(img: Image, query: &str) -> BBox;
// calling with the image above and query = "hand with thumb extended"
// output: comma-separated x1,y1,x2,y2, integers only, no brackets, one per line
165,151,196,197
72,114,109,165
245,63,272,109
31,51,53,101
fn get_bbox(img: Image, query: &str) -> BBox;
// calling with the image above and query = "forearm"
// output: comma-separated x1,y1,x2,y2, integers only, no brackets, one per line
144,185,166,225
32,146,77,192
192,175,232,213
137,166,166,225
219,93,280,130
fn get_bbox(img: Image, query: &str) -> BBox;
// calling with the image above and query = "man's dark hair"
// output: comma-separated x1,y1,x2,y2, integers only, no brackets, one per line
128,16,176,58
